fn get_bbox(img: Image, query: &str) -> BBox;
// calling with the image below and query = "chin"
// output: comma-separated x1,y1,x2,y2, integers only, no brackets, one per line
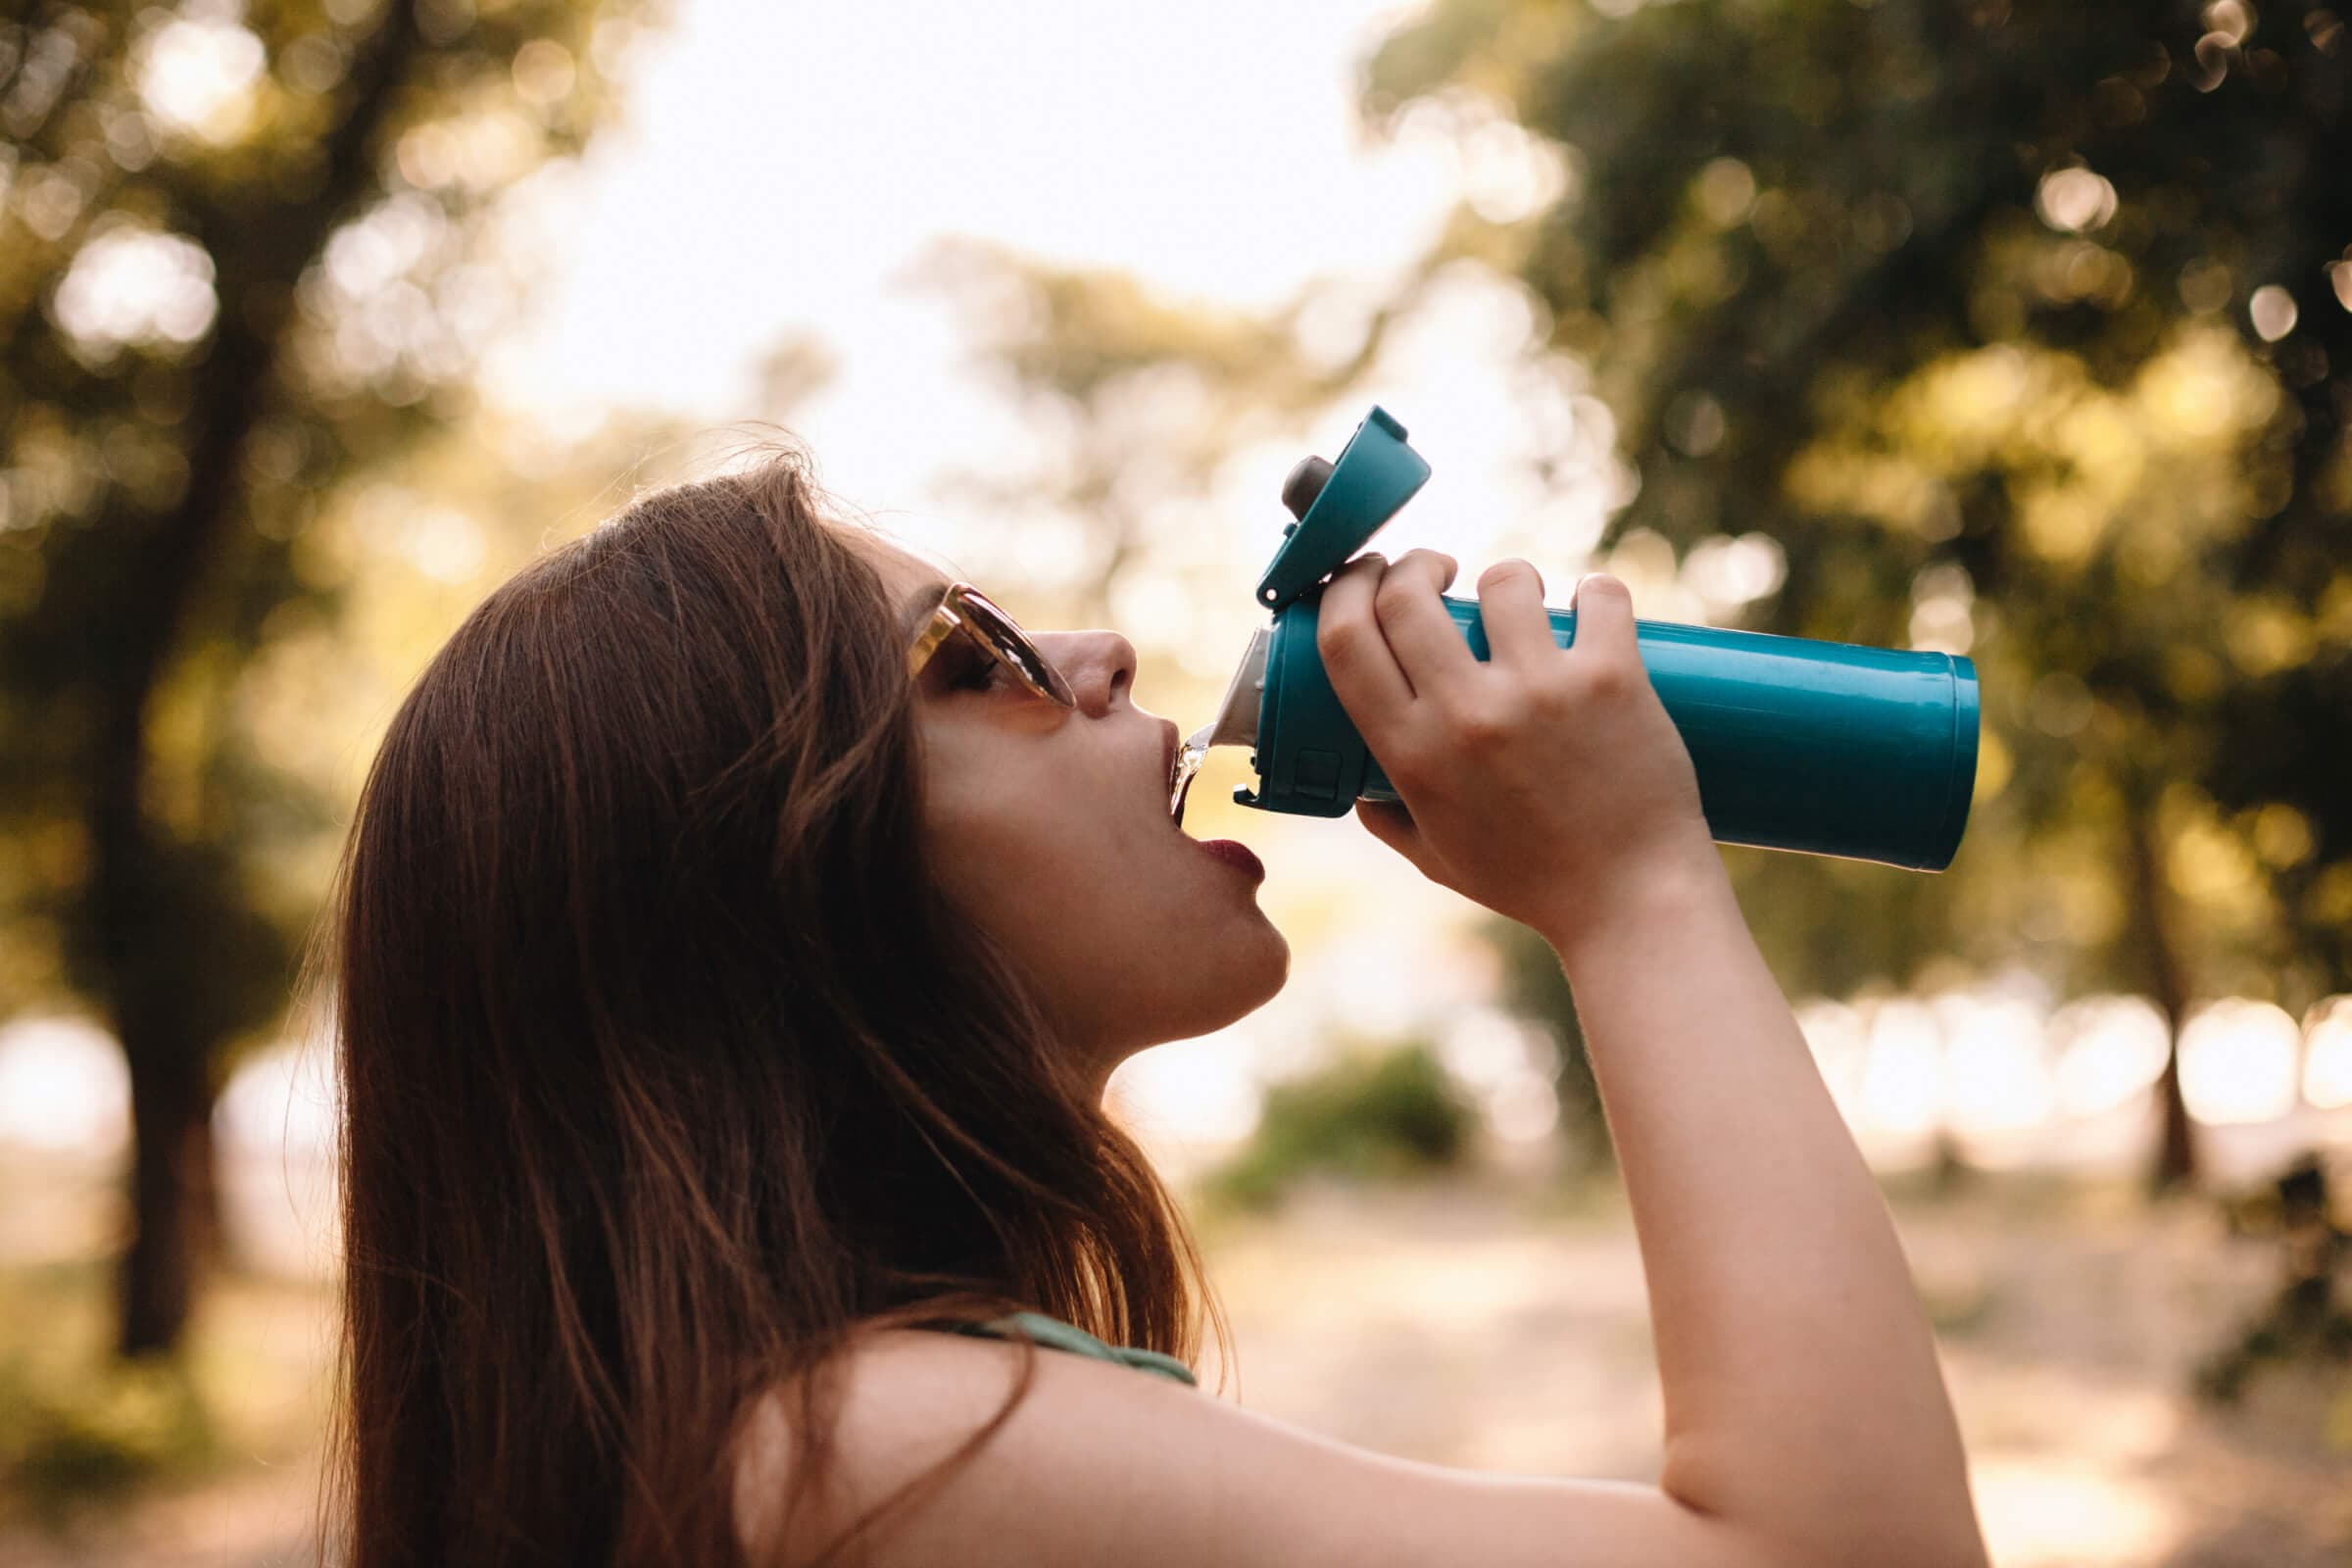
1217,919,1291,1023
1126,923,1290,1055
1253,919,1292,993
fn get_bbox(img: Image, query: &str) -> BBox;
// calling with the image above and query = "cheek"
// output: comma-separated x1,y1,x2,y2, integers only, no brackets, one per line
923,770,1188,994
919,752,1285,1044
921,748,1107,924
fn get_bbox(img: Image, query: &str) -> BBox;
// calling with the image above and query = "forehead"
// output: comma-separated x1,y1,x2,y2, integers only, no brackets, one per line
839,527,954,628
843,527,947,595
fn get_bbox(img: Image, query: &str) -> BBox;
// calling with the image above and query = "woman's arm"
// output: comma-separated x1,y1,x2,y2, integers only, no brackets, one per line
1322,551,1986,1568
1541,841,1984,1567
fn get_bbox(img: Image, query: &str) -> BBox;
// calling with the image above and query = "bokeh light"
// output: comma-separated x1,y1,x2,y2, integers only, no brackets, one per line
2302,995,2352,1110
2178,999,2302,1125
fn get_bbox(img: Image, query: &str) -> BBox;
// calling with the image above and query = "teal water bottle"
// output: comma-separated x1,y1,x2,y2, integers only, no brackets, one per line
1185,408,1981,872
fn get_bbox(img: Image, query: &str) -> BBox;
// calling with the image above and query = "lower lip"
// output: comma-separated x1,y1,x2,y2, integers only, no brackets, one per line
1195,838,1264,880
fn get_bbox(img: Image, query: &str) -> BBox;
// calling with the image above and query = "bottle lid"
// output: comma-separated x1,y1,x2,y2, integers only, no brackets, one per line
1251,407,1431,614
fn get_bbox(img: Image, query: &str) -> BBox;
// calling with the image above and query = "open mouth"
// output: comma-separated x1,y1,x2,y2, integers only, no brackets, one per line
1165,729,1190,830
1164,722,1212,834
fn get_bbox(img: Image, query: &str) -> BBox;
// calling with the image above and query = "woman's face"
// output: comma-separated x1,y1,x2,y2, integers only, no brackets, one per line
852,533,1290,1093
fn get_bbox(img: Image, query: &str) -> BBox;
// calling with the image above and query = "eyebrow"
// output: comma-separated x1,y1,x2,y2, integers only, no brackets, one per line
898,578,951,640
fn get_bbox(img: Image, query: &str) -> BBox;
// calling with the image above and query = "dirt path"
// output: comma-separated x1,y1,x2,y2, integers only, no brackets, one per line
1196,1173,2352,1568
5,1172,2345,1567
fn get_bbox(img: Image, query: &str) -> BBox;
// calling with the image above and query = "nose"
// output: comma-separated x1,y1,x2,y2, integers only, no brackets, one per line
1037,629,1136,716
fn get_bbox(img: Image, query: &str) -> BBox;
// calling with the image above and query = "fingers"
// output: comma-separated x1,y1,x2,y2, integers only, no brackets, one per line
1475,559,1557,672
1569,572,1639,666
1371,549,1480,703
1316,553,1414,728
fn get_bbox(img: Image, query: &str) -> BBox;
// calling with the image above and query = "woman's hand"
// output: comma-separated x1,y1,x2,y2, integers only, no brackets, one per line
1314,549,1717,949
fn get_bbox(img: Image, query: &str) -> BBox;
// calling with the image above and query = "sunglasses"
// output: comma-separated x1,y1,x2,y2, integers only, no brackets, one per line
904,581,1077,708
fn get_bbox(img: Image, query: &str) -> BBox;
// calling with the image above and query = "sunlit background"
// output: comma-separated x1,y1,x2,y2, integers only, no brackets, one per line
4,0,2350,1563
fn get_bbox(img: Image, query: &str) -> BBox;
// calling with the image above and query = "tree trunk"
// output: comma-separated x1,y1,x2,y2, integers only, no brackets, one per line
69,0,427,1359
118,1043,218,1355
2124,793,2199,1194
91,685,227,1357
2148,1031,2197,1196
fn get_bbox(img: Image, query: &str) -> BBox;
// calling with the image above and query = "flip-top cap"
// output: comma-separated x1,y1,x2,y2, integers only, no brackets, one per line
1252,407,1431,613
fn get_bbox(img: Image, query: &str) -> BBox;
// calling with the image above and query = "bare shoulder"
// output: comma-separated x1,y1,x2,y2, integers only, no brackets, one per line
731,1327,1775,1568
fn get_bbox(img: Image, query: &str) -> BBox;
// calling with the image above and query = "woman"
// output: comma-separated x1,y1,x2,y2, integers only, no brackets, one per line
311,441,1987,1568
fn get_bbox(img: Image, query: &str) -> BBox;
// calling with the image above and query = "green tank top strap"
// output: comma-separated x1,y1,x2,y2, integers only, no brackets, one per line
946,1309,1199,1388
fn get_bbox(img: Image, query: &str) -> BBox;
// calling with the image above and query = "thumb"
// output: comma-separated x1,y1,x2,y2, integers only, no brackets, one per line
1354,798,1430,869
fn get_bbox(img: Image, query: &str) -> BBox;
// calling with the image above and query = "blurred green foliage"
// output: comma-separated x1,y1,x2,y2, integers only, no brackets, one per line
0,0,670,1354
1364,0,2352,1191
0,1354,217,1522
1199,1041,1479,1215
2195,1154,2352,1401
0,1253,334,1526
0,1257,220,1523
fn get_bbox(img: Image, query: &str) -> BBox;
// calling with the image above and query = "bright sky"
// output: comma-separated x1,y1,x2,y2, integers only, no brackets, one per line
482,0,1464,507
465,0,1647,615
469,0,1653,688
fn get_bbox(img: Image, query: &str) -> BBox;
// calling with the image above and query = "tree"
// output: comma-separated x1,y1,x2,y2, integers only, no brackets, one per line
0,0,667,1355
907,234,1403,628
1362,0,2352,1191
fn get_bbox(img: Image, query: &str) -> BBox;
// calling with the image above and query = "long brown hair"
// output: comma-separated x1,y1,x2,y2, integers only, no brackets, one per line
298,439,1231,1567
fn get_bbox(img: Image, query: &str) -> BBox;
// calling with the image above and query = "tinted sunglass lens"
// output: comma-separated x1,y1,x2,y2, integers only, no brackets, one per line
959,591,1073,704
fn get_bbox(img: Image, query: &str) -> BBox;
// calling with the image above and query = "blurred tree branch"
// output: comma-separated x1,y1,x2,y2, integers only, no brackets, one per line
906,234,1415,629
0,0,669,1355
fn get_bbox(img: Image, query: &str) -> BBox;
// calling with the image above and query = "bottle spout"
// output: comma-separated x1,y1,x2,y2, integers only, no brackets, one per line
1172,626,1269,825
1194,624,1270,753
